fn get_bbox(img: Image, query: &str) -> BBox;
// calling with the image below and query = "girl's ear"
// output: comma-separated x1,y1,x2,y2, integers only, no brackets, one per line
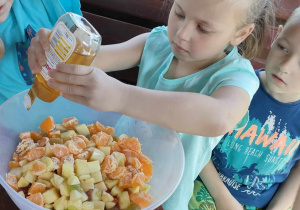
230,23,255,46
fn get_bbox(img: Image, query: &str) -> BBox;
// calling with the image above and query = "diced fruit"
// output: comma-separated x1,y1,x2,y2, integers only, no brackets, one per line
18,191,25,197
9,167,22,179
40,156,55,171
87,161,100,174
68,175,80,185
70,190,83,201
105,179,118,189
62,117,78,129
26,147,45,161
6,173,18,191
27,192,44,206
128,186,140,194
90,171,102,183
117,191,131,209
61,130,77,142
42,188,60,204
18,177,30,188
55,124,67,132
67,199,82,210
68,184,83,193
111,152,126,167
130,192,153,209
31,131,45,141
53,173,65,186
79,174,91,180
89,148,105,163
94,181,107,192
31,161,47,176
101,191,114,202
110,185,123,196
28,182,46,195
106,201,117,209
94,201,105,210
90,188,102,201
49,138,64,144
59,181,70,197
75,159,90,176
62,161,75,178
53,196,67,210
40,116,55,133
98,146,111,156
81,192,88,202
75,124,90,136
23,170,37,183
37,179,52,188
101,155,118,174
82,201,94,210
38,171,54,181
80,178,95,191
140,183,151,193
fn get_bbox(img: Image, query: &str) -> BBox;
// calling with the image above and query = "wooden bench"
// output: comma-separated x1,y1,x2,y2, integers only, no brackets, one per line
80,0,299,82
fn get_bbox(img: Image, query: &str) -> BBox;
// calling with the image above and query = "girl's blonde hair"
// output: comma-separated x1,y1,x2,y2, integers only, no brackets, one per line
238,0,277,59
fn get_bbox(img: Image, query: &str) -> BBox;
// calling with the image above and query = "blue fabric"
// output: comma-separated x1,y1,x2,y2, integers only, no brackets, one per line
137,26,259,210
212,69,300,208
0,0,81,105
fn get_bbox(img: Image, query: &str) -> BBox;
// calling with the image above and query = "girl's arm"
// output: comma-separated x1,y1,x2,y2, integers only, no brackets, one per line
29,28,149,73
200,160,243,210
266,161,300,210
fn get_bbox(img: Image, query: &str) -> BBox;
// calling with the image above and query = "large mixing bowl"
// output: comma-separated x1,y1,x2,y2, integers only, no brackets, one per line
0,90,184,210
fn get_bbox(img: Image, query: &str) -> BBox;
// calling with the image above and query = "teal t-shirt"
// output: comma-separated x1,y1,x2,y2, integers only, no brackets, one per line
0,0,81,105
137,26,260,210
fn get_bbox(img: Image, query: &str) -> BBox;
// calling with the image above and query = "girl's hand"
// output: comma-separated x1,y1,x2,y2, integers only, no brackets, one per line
28,28,51,74
47,63,128,112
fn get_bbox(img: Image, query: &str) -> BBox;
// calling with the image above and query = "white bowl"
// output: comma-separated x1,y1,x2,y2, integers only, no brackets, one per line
0,90,184,210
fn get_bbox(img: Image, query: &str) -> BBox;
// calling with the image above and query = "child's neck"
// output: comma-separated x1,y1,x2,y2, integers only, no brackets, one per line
165,53,226,79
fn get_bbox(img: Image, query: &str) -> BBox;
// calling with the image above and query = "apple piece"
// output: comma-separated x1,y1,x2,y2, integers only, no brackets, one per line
53,195,67,210
90,188,102,201
70,190,83,201
75,124,90,136
98,146,110,156
62,161,75,178
117,191,131,209
75,159,90,176
17,177,30,188
42,188,60,204
101,191,114,202
89,148,105,163
80,178,95,191
111,152,126,167
68,175,80,185
87,161,100,174
38,171,54,181
105,179,118,189
106,201,116,209
94,181,107,192
90,171,102,183
110,185,123,196
82,201,94,209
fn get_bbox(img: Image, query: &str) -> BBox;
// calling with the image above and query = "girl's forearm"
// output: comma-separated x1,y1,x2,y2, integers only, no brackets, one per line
119,84,249,137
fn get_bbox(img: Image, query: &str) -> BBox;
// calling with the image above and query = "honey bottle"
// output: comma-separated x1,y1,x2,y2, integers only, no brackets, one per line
24,13,101,110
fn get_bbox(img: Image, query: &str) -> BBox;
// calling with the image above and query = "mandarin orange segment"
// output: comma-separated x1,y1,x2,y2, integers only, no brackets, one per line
138,153,152,164
26,192,44,206
87,124,98,135
26,147,46,161
131,172,145,187
62,117,78,129
31,161,47,176
51,144,69,158
91,131,110,147
31,131,45,140
130,192,152,209
37,137,49,147
47,130,60,138
107,166,127,180
141,163,153,182
110,141,121,153
61,154,74,165
28,182,46,195
9,161,20,169
6,173,18,191
76,135,90,145
74,151,90,160
119,137,141,153
73,137,87,149
19,131,31,139
12,152,19,162
40,116,55,133
101,155,118,174
131,157,142,169
66,140,83,155
51,157,61,170
118,172,133,189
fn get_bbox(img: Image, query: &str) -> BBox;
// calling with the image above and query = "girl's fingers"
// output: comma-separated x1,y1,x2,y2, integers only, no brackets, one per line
47,80,88,97
37,28,51,51
48,70,91,85
56,63,94,76
28,43,42,74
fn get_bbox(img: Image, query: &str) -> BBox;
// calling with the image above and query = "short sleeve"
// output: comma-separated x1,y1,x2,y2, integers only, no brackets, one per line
58,0,82,15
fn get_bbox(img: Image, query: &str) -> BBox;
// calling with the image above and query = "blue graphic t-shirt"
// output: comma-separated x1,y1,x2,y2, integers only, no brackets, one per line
212,69,300,207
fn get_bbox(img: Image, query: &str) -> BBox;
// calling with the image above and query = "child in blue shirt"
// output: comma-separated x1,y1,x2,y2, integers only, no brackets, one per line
0,0,81,105
190,7,300,210
28,0,276,209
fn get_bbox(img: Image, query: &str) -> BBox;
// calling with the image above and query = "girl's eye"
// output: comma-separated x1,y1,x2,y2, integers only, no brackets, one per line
278,44,288,53
198,26,210,34
175,11,184,18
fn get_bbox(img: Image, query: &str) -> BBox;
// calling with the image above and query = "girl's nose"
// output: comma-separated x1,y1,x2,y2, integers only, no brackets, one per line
177,22,192,42
279,55,296,74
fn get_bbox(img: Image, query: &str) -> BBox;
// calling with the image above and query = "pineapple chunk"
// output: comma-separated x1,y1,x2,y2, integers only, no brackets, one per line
94,201,105,210
39,171,54,181
19,159,28,167
17,177,30,188
59,181,70,197
105,179,118,189
62,161,75,178
42,188,60,204
90,171,102,183
9,167,22,179
89,148,105,163
82,201,94,210
91,188,102,201
75,124,90,136
140,183,151,192
128,186,140,194
68,199,82,210
98,146,110,156
106,201,116,209
75,159,90,176
49,138,64,144
95,181,107,192
38,179,53,188
81,192,88,202
111,152,126,167
50,177,58,189
79,174,91,180
44,204,53,209
53,196,67,210
117,191,131,209
55,124,67,132
18,191,25,197
80,178,95,191
21,161,35,173
70,190,83,201
61,130,77,142
87,161,100,174
23,170,37,183
110,185,123,196
45,142,54,157
101,191,114,202
68,175,80,185
87,141,96,148
40,157,55,171
53,173,65,186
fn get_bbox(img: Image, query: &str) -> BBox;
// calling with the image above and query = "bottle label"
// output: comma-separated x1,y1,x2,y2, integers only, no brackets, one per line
41,22,76,80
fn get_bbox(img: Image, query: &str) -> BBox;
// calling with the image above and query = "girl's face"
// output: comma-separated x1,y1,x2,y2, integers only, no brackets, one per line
0,0,13,23
167,0,248,64
264,17,300,102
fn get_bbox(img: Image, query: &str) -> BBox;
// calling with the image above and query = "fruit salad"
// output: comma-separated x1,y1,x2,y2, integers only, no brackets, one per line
6,116,153,210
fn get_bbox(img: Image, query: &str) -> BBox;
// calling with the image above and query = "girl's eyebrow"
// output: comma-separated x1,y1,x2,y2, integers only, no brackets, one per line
175,2,217,29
